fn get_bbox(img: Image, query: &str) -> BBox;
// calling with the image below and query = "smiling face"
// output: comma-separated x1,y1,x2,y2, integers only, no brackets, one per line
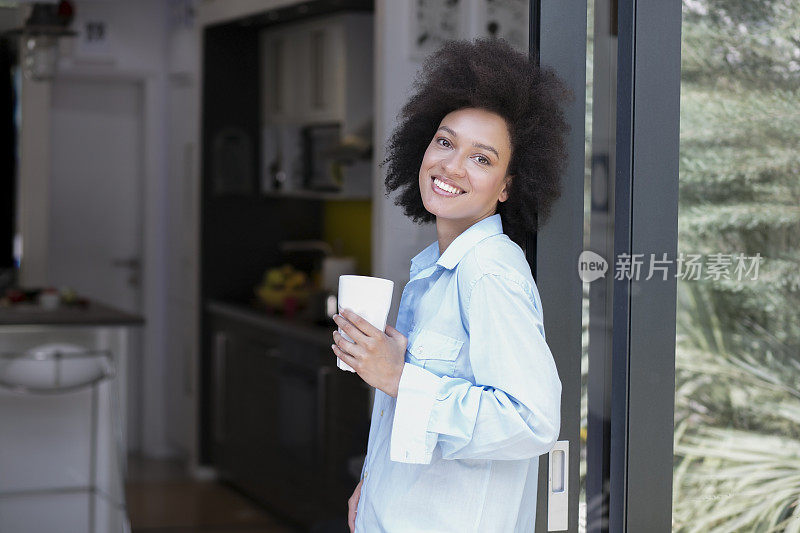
418,107,512,237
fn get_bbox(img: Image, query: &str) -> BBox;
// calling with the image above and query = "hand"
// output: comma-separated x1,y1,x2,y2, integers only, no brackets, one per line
331,308,407,397
348,478,363,532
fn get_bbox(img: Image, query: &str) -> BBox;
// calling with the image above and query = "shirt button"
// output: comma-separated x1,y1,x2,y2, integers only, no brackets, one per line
363,471,368,479
380,409,384,417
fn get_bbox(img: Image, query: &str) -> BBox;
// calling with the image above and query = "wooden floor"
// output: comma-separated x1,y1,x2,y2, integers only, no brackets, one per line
125,455,299,533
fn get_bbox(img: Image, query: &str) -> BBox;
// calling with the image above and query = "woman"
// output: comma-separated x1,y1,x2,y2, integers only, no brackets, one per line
331,38,572,532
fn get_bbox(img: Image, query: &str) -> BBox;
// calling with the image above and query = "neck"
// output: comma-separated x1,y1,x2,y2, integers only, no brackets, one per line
436,212,495,255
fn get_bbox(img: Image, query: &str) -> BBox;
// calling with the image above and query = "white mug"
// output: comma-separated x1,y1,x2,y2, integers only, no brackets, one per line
336,275,394,372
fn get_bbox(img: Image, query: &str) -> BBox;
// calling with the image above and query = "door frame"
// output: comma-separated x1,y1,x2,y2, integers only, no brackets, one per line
609,1,681,530
528,1,587,531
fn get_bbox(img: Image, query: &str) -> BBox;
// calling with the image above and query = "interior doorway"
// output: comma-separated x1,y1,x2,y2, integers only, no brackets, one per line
48,77,145,453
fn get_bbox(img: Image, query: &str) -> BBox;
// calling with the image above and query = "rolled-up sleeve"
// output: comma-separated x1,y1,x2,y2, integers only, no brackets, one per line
390,273,562,464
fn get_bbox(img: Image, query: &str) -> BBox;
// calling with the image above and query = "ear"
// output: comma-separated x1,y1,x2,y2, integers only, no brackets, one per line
498,175,512,203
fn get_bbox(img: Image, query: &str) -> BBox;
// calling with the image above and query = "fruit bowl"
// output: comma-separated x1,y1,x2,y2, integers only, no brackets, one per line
254,264,312,315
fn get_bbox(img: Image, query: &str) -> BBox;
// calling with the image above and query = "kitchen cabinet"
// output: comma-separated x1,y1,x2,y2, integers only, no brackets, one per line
260,13,373,130
258,13,373,199
261,30,294,125
298,20,345,124
212,328,281,493
261,20,343,125
207,302,370,527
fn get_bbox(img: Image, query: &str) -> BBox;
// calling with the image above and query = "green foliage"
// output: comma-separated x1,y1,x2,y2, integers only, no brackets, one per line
681,0,800,90
673,344,800,532
673,0,800,530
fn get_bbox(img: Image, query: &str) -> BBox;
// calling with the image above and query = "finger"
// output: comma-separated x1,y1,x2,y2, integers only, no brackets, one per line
333,330,364,358
384,324,404,338
332,343,358,368
333,313,371,345
348,505,356,532
348,483,361,532
341,308,383,338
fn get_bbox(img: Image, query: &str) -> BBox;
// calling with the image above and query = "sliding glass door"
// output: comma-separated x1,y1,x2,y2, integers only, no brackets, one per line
529,1,587,532
537,0,799,531
532,0,686,531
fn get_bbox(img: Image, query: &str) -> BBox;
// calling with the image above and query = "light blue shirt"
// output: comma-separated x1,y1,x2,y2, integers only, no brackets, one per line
354,214,562,532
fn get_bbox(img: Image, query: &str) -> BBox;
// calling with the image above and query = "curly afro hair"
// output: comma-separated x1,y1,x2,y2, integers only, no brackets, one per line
383,38,573,247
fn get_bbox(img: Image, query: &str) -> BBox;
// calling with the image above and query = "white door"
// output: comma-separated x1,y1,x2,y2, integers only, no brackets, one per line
48,78,143,313
48,78,144,450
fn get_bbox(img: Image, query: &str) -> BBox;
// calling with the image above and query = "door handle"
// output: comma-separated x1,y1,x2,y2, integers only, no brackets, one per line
548,440,569,531
111,257,142,287
213,332,227,443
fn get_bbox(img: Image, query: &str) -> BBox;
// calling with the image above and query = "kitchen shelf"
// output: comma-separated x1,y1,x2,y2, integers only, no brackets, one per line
262,189,371,201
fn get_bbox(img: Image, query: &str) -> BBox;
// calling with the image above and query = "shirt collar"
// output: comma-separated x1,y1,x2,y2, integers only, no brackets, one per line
410,214,504,274
410,241,440,276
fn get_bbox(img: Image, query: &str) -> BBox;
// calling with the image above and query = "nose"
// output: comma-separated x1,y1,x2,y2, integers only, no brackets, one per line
442,153,467,178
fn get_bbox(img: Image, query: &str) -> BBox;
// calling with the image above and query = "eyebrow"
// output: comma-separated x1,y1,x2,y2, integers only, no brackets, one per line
437,126,500,160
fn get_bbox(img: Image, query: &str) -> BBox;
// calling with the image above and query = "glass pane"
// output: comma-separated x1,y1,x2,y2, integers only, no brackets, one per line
673,0,800,530
580,0,594,528
583,0,617,531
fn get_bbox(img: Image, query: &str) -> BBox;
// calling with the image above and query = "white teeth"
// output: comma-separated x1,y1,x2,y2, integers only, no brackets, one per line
434,177,463,195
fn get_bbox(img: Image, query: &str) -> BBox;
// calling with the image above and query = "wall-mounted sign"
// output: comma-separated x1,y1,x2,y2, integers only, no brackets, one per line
481,0,529,52
74,16,114,63
410,0,464,60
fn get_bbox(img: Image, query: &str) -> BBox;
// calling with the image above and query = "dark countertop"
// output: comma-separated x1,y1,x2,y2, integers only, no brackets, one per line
0,300,144,327
205,300,334,349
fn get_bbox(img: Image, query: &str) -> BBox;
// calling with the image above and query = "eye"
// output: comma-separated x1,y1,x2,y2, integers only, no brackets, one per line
436,137,452,148
475,155,490,165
